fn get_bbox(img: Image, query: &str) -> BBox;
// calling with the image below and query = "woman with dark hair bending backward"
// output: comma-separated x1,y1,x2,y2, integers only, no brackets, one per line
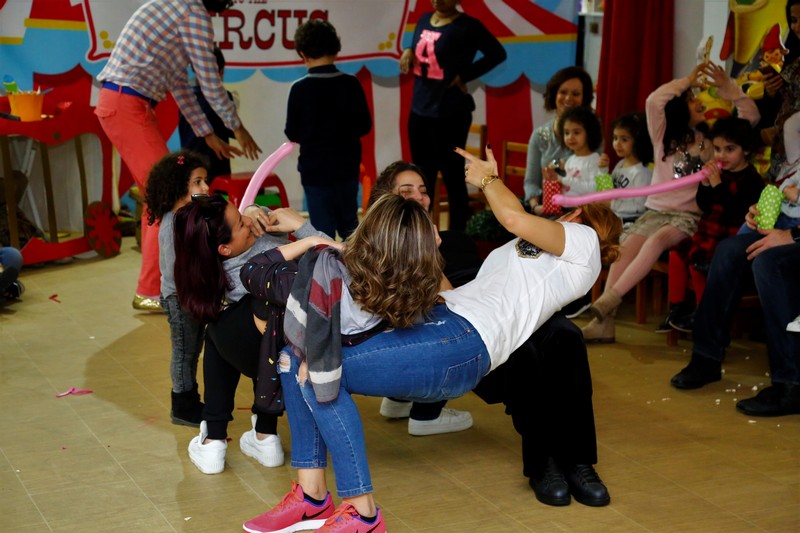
173,195,334,475
241,146,621,533
583,62,759,343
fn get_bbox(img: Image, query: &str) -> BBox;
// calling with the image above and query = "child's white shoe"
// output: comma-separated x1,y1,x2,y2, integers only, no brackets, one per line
787,314,800,333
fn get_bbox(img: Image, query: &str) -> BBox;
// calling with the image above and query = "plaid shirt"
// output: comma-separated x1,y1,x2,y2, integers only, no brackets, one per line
97,0,240,137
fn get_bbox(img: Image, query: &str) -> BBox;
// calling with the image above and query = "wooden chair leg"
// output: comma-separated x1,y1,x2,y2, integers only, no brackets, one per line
635,278,647,324
666,329,678,346
652,275,664,318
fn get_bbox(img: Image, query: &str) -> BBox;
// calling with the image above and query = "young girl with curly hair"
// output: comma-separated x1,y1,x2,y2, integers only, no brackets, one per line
144,150,210,426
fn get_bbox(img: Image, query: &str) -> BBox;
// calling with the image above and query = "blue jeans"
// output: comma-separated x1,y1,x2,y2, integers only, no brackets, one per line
279,304,490,497
738,214,800,235
693,234,800,384
303,180,359,240
0,247,23,295
161,294,205,393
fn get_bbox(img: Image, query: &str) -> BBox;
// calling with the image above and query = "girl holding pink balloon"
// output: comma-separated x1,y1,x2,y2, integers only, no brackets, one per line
543,107,605,195
583,62,760,343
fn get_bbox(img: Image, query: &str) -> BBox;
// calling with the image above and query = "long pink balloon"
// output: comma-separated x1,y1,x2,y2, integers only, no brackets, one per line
239,142,296,213
553,166,714,207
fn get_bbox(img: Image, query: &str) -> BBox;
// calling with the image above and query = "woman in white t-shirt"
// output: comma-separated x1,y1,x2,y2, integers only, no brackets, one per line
242,146,622,532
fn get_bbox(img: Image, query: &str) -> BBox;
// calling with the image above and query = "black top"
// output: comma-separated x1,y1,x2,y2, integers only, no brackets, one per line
695,164,765,227
409,12,506,117
178,85,234,180
284,64,372,185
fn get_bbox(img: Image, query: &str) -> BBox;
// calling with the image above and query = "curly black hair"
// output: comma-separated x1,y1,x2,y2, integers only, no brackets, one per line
294,19,341,59
144,150,209,225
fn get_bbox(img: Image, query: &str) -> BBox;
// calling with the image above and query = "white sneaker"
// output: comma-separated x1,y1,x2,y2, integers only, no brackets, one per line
188,420,227,474
240,415,285,467
379,397,412,418
788,315,800,333
408,408,473,436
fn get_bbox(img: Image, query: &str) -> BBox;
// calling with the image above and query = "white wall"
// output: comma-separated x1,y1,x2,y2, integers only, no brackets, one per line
675,0,731,77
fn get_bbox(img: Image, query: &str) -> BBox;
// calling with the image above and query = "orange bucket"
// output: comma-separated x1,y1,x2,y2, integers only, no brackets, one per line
8,93,44,121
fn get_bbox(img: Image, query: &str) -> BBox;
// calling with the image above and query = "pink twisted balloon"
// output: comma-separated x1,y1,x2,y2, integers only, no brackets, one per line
552,164,717,207
239,142,296,213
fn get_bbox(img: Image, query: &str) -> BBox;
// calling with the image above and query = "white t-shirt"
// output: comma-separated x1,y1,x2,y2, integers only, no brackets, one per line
561,152,602,195
610,161,652,220
440,222,601,371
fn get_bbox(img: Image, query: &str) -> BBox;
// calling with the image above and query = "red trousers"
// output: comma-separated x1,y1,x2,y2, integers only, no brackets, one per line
96,88,168,297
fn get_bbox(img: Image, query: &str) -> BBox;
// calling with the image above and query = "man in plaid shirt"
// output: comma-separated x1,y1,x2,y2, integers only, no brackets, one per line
96,0,261,312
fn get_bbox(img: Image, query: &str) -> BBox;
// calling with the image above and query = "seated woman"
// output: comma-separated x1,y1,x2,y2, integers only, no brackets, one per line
173,195,334,474
241,146,621,533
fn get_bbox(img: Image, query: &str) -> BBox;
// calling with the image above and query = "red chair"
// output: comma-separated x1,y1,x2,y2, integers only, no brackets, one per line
211,171,289,209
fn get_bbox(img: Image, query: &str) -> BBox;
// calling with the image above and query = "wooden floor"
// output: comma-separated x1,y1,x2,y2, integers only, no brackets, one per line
2,237,799,532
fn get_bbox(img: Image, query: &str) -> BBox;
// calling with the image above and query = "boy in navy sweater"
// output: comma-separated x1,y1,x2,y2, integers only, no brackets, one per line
285,20,372,240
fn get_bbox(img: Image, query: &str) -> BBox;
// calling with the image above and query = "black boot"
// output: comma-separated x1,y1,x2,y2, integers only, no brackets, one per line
670,354,721,390
171,385,204,427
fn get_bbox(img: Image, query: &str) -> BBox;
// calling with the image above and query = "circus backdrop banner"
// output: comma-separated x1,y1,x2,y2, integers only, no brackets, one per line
1,0,580,230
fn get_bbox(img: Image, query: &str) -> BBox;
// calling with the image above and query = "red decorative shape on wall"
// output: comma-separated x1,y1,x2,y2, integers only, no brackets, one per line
30,0,84,21
486,75,532,197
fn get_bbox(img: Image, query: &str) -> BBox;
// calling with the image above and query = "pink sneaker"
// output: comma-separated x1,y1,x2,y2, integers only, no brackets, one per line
243,481,335,533
315,503,386,532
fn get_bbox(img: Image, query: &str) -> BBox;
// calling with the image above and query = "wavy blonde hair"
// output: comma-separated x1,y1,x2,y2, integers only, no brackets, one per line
343,194,443,328
578,203,623,265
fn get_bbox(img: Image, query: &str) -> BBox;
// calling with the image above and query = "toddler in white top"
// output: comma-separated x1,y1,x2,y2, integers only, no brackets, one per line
543,106,605,198
605,112,654,223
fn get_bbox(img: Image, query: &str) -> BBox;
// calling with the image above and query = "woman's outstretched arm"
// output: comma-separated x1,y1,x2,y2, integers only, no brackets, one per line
456,146,568,256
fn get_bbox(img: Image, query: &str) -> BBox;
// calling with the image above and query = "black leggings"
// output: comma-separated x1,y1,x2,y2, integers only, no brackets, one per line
408,111,472,231
203,295,280,439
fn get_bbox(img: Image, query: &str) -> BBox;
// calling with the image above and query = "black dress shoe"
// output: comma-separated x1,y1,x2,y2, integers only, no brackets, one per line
565,464,610,506
670,355,721,390
736,384,800,417
529,458,570,506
